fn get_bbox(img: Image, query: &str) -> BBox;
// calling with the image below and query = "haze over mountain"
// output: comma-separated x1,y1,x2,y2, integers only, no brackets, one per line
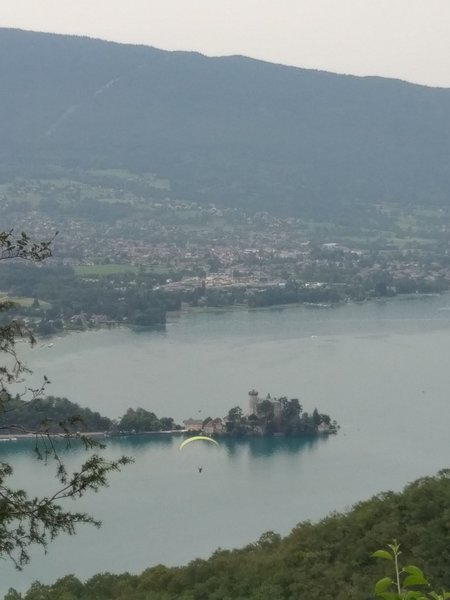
2,28,450,217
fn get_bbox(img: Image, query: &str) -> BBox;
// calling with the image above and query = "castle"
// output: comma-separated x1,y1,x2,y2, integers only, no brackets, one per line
247,389,283,420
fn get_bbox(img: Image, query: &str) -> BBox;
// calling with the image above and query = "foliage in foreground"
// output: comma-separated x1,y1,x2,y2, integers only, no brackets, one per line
0,231,131,569
373,541,450,600
7,469,450,600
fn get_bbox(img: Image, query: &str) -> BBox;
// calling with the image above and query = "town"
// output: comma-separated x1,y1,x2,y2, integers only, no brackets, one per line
1,173,450,334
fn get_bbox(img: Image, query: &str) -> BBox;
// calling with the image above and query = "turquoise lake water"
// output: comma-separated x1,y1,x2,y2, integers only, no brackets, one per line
1,296,450,594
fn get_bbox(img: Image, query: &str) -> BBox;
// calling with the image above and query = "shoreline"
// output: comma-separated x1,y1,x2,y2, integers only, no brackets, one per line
22,290,448,344
0,430,188,441
0,429,336,442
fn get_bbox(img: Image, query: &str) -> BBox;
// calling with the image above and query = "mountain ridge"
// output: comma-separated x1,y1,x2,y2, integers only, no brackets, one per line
2,27,450,217
5,26,447,90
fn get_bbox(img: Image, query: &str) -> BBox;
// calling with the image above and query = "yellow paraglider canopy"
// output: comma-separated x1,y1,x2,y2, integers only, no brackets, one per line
179,436,220,451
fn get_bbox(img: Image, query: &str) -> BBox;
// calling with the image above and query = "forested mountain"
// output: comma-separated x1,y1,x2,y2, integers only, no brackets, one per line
8,470,450,599
2,28,450,217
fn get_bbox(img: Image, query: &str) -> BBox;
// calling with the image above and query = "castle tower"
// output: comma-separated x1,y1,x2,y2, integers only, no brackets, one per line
248,389,259,415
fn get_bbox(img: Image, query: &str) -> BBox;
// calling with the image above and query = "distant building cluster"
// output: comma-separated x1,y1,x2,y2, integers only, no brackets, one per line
183,417,224,433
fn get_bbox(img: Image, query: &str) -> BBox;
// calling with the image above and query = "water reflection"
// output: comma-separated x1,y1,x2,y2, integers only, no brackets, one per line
106,433,328,460
129,323,167,336
223,435,326,458
108,433,179,449
106,433,330,467
1,433,330,462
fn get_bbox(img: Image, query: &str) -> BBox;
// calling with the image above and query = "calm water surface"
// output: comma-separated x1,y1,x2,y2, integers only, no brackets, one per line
2,296,450,594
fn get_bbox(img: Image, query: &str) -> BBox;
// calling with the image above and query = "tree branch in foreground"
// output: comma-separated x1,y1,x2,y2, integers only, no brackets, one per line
0,453,133,569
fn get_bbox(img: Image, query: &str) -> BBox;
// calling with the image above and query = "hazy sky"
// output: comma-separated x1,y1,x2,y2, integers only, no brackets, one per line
2,0,450,87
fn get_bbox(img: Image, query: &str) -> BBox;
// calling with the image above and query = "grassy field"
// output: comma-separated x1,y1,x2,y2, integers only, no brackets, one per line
1,296,51,309
87,168,170,190
74,264,139,276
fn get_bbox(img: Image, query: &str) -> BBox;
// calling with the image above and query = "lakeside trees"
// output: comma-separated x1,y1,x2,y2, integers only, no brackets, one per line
0,262,170,331
0,231,131,568
0,396,182,435
1,396,111,434
117,408,180,433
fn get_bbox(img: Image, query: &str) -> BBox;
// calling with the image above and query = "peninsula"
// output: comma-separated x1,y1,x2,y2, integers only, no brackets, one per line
0,391,337,439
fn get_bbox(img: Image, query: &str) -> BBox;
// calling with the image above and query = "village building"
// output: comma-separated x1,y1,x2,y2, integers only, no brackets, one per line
183,419,203,431
202,418,224,435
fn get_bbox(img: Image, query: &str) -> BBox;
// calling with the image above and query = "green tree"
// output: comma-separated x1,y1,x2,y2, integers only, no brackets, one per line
226,406,245,434
160,417,177,431
312,408,321,426
257,399,275,433
226,406,243,424
257,399,274,421
373,541,450,600
280,397,302,434
0,231,131,569
118,407,162,432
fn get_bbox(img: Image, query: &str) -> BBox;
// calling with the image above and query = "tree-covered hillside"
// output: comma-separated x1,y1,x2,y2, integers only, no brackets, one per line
0,395,111,433
7,470,450,600
2,29,450,218
0,395,180,435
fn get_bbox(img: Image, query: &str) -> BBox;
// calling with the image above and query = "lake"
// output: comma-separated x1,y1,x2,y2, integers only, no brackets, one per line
1,296,450,595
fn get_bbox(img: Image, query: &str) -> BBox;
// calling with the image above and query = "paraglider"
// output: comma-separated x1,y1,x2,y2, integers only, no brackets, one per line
179,436,219,473
179,436,220,451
